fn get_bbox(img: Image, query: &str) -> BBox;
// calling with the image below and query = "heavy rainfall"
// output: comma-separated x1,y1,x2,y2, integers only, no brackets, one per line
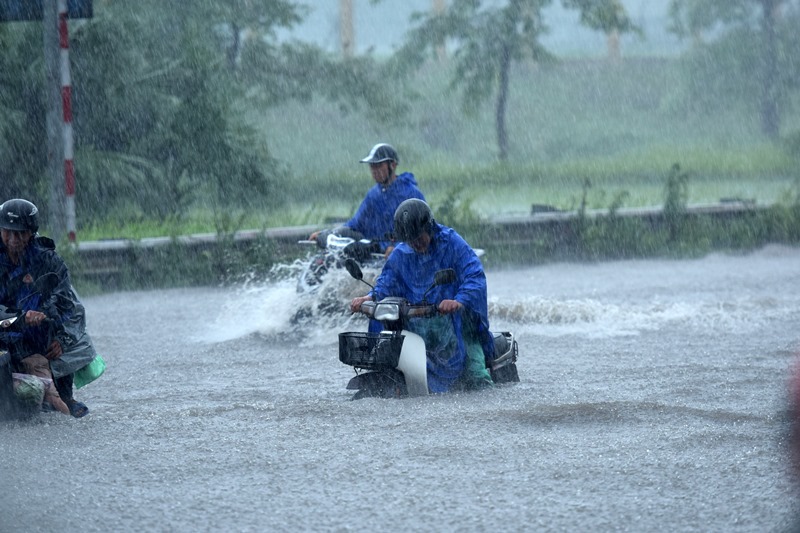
1,1,800,532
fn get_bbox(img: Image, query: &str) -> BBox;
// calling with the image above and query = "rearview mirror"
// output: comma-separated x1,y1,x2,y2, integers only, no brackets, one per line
344,258,363,281
434,269,456,286
421,269,456,304
34,273,60,299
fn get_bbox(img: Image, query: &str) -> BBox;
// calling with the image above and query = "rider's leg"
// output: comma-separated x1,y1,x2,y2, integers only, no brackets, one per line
463,338,494,389
461,317,493,389
20,354,70,414
54,372,74,402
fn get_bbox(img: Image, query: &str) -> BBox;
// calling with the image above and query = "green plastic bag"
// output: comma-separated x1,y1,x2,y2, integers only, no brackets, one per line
74,355,106,389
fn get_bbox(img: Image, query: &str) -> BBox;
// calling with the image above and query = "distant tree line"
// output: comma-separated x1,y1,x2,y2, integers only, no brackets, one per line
0,0,799,235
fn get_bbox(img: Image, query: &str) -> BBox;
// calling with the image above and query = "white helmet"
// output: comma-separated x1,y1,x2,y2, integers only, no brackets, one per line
360,143,399,164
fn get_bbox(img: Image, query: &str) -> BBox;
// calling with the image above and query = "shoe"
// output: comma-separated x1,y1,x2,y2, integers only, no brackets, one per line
65,399,89,418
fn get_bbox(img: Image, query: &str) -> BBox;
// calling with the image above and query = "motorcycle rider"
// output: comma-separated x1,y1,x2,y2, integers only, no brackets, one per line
0,199,96,418
309,143,425,260
350,199,494,393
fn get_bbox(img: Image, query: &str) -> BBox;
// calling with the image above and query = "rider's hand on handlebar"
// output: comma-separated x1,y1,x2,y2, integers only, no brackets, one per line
45,339,63,361
350,296,372,314
438,299,462,314
24,310,47,326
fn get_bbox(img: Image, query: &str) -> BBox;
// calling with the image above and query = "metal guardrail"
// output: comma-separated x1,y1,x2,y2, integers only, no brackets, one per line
77,201,763,253
71,201,767,286
490,201,762,225
76,224,321,252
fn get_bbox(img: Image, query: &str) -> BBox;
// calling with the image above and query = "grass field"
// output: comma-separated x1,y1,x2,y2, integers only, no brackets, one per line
80,56,800,241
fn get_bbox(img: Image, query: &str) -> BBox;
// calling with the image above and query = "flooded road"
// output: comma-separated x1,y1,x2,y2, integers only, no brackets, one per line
2,245,799,532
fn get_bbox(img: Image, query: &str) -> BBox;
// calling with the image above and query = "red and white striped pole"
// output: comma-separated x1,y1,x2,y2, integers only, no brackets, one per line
58,0,76,242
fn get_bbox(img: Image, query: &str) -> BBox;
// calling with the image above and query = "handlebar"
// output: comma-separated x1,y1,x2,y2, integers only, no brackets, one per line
0,311,51,330
358,299,439,320
406,304,439,318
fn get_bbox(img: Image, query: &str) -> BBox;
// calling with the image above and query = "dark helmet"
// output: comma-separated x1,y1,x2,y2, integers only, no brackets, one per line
0,199,39,233
393,199,434,243
360,143,399,164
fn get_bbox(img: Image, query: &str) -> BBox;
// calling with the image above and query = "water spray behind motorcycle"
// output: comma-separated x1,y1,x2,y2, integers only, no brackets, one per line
339,259,520,400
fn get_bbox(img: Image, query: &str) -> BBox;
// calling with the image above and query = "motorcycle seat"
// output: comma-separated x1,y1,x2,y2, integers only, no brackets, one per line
492,332,510,357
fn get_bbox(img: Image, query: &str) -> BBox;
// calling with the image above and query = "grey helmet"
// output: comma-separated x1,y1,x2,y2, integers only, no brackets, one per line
0,198,39,233
393,199,434,243
360,143,399,164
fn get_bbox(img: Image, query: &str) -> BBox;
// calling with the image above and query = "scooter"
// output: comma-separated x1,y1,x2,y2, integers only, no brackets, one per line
296,232,383,294
339,259,519,400
297,231,486,294
0,273,60,421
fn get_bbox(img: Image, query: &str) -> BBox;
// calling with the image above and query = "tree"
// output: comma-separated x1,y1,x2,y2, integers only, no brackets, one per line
561,0,641,61
396,0,553,161
668,0,800,139
394,0,637,161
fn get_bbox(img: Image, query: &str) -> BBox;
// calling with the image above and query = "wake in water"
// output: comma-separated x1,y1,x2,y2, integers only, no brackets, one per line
490,293,797,338
203,252,800,344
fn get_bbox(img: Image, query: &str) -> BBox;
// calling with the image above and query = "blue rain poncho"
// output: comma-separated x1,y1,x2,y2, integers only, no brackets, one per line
343,172,425,252
0,236,97,379
370,224,494,393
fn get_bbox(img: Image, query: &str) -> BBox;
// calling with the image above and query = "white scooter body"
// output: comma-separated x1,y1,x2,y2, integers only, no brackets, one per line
393,329,428,397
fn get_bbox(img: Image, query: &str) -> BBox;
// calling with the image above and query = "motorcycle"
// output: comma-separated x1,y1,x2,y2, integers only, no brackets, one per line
296,232,384,294
0,272,60,421
296,230,484,293
338,259,520,400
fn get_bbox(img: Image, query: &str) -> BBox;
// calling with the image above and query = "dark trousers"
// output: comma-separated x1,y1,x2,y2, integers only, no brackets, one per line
55,373,74,402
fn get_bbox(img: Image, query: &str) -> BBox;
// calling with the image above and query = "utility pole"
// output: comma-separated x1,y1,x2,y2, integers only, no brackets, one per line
433,0,446,62
1,0,90,242
44,0,66,241
340,0,353,58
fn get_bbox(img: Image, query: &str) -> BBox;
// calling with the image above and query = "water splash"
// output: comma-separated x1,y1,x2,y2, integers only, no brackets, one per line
490,294,796,339
199,257,381,345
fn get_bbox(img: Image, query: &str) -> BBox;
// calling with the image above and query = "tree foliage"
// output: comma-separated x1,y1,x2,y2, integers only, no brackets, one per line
0,0,406,231
561,0,640,35
0,25,47,204
668,0,800,138
394,0,638,161
667,0,753,39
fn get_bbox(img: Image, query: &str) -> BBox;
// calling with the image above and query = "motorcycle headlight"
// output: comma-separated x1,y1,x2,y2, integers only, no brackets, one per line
373,303,400,321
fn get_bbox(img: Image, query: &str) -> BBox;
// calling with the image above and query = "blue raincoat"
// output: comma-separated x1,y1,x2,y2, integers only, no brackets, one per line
343,172,425,252
370,224,495,393
0,236,96,379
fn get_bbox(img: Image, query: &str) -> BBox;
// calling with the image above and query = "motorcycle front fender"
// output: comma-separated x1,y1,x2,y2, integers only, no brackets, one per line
397,330,428,397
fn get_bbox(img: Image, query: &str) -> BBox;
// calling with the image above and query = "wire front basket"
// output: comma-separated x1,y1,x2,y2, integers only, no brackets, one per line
338,332,404,370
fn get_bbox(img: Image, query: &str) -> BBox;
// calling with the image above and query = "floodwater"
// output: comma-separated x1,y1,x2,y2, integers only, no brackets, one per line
2,245,799,532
